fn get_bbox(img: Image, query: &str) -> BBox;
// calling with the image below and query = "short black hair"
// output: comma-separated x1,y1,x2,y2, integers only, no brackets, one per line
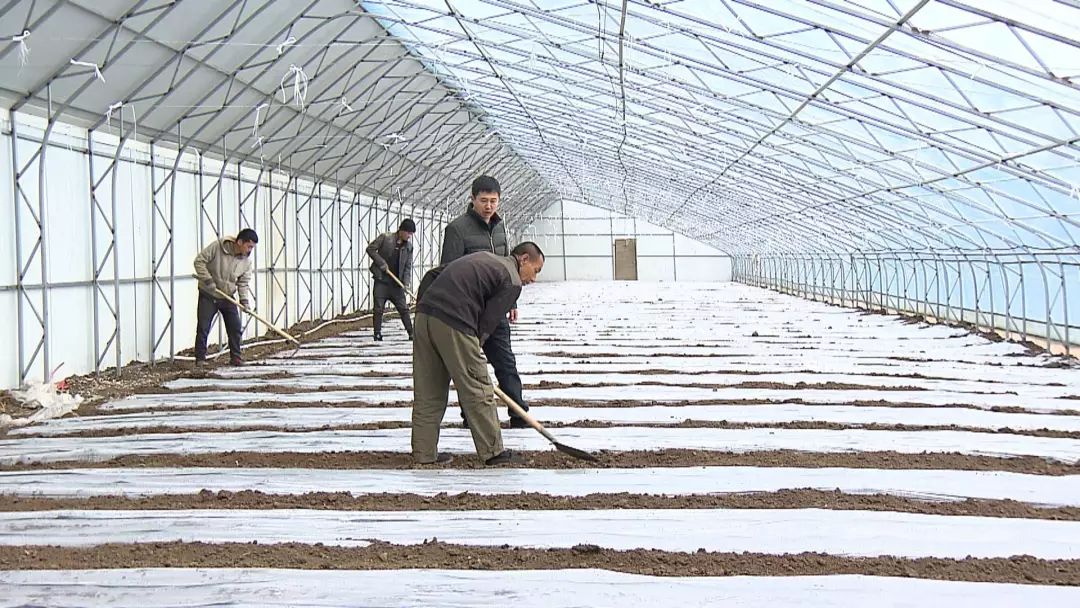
399,218,416,233
237,228,259,243
471,175,501,197
511,241,544,259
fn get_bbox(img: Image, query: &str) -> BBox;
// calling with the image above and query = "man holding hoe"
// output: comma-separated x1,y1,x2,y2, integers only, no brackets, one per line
193,228,258,366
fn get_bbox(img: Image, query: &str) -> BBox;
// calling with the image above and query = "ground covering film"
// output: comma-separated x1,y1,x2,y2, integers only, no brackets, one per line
2,282,1080,605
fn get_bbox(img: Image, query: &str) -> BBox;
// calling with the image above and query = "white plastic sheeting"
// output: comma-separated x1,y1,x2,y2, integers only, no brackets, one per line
171,370,1080,398
164,375,414,390
216,357,1080,388
3,427,1079,465
4,569,1078,608
273,339,1030,361
3,508,1079,559
98,390,417,411
3,467,1078,507
15,405,1080,438
97,385,1080,414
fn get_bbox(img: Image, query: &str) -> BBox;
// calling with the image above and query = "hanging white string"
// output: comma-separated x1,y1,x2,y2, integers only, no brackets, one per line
11,30,29,66
102,103,138,143
1070,183,1079,202
105,101,124,131
340,96,354,112
251,102,270,148
279,64,308,109
70,58,105,82
276,36,297,56
129,104,137,143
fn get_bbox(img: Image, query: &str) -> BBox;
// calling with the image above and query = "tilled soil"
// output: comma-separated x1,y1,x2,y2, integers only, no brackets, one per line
4,449,1077,475
2,489,1077,521
1,542,1077,585
58,313,378,407
13,420,1080,440
77,397,1080,417
531,367,1051,385
533,380,937,392
144,380,941,395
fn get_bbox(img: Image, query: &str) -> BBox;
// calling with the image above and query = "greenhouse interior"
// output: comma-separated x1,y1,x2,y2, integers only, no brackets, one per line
1,0,1079,604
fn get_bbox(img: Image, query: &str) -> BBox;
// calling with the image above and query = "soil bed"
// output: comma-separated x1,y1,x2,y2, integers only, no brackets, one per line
2,490,1077,521
3,449,1076,475
13,420,1080,440
1,542,1076,585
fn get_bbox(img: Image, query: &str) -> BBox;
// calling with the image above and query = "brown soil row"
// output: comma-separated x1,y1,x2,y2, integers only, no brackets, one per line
51,313,381,407
79,397,1080,418
1,542,1076,585
148,380,943,396
3,449,1076,475
536,351,1066,369
12,419,1080,440
2,489,1077,521
532,367,1063,385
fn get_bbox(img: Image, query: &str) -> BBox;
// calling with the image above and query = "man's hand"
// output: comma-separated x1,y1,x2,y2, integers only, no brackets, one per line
379,262,389,272
199,279,215,293
239,299,252,310
508,309,519,323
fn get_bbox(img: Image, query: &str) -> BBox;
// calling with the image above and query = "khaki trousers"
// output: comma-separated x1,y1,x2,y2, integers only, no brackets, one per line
412,313,504,463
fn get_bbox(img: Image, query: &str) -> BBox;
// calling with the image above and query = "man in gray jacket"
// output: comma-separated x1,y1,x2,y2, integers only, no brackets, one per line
193,228,257,366
412,242,545,465
440,176,529,428
366,219,416,341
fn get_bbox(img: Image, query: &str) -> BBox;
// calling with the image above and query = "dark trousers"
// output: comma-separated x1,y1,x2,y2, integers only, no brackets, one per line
374,280,413,336
195,291,243,360
463,318,528,422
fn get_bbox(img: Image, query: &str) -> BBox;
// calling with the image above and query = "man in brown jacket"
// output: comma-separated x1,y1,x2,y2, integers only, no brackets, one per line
193,228,257,365
411,242,544,465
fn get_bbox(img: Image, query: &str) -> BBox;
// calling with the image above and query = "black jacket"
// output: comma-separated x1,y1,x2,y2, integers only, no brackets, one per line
366,232,414,286
440,208,509,264
416,252,521,344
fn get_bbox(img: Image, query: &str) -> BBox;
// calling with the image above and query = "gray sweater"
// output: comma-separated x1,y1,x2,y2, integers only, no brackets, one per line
193,237,253,304
416,252,521,343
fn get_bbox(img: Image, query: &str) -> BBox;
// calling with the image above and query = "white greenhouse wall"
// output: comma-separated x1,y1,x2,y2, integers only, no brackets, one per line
519,200,731,283
0,112,446,389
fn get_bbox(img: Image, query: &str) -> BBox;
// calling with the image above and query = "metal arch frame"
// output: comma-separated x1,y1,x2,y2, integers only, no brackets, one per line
368,0,1079,223
359,0,1077,348
4,0,540,208
363,2,1076,257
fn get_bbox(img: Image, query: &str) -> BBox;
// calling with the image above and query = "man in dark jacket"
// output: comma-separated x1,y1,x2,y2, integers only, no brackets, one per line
366,219,416,341
412,242,545,465
440,176,529,428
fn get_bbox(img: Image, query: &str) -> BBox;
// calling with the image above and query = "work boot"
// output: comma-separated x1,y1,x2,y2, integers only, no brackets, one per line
373,333,383,342
461,415,470,429
229,355,244,366
417,452,454,465
508,416,530,429
194,358,207,368
484,450,525,466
